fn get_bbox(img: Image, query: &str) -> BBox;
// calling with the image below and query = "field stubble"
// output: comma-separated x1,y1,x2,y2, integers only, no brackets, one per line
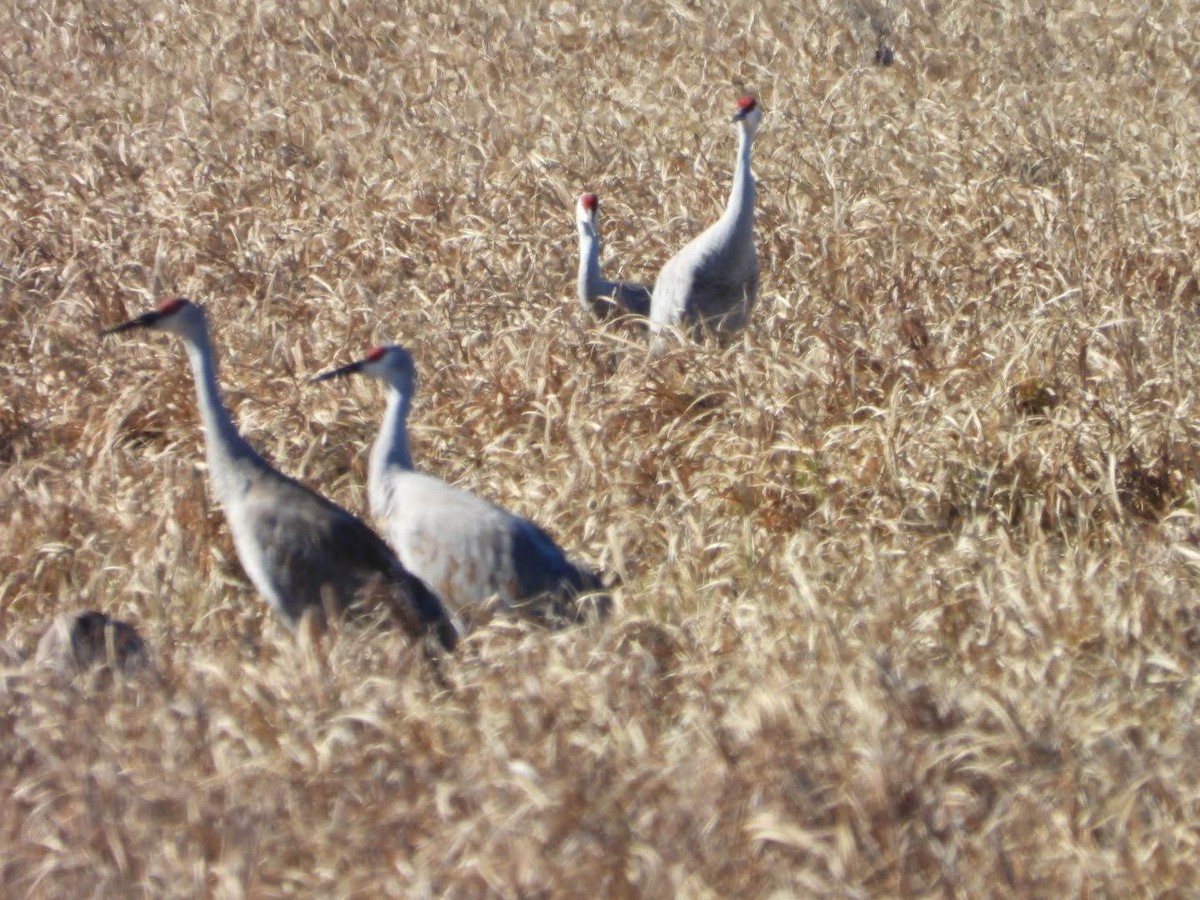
3,0,1200,895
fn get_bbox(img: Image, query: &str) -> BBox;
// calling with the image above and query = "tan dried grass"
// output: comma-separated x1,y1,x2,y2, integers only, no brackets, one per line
3,0,1200,894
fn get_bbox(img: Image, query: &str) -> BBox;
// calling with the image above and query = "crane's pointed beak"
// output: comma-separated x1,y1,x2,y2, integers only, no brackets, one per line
100,310,163,337
309,359,366,384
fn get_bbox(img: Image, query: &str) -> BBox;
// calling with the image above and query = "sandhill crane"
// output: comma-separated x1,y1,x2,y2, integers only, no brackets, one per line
312,344,610,630
35,610,148,673
102,298,457,650
576,192,652,321
649,96,762,349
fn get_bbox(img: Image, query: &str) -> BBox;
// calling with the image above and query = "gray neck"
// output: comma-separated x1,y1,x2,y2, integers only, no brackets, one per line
577,220,607,305
369,382,415,515
719,125,755,233
181,329,266,505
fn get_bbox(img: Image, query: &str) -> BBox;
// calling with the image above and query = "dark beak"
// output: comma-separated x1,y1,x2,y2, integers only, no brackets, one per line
309,359,366,384
101,310,163,336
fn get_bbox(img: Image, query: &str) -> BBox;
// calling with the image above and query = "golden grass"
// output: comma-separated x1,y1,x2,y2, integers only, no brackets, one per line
3,0,1200,894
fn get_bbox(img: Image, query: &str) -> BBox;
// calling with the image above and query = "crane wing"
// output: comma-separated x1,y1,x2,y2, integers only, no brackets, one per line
240,476,456,648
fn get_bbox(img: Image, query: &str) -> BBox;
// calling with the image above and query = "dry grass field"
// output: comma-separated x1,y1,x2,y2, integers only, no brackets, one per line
3,0,1200,895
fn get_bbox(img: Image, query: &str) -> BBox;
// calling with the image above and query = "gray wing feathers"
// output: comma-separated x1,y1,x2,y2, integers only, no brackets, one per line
382,474,608,626
510,520,611,623
240,478,456,648
613,282,652,318
582,280,652,321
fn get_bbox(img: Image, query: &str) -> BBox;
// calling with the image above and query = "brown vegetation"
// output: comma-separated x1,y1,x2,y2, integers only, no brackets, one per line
3,0,1200,894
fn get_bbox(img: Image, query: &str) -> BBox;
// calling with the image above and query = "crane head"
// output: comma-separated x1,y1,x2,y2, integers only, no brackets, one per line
311,344,417,388
732,96,761,132
102,297,204,338
576,192,599,226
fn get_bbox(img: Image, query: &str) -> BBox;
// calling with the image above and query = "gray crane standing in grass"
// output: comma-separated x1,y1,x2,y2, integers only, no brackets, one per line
649,96,762,349
576,192,652,321
312,344,610,631
102,298,458,650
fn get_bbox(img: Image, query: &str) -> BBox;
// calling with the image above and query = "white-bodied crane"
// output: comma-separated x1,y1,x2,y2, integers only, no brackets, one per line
102,298,457,650
312,344,610,630
576,192,652,321
649,96,762,349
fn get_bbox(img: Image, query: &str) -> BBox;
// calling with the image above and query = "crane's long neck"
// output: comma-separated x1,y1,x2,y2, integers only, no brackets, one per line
577,218,606,307
181,329,266,505
720,124,756,233
369,381,415,515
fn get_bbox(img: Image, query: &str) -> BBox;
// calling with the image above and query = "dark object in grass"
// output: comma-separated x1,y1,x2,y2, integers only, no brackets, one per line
35,609,149,673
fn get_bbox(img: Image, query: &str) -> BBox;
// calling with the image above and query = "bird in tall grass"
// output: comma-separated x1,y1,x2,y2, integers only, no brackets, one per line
649,96,762,349
575,191,652,322
313,343,611,631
